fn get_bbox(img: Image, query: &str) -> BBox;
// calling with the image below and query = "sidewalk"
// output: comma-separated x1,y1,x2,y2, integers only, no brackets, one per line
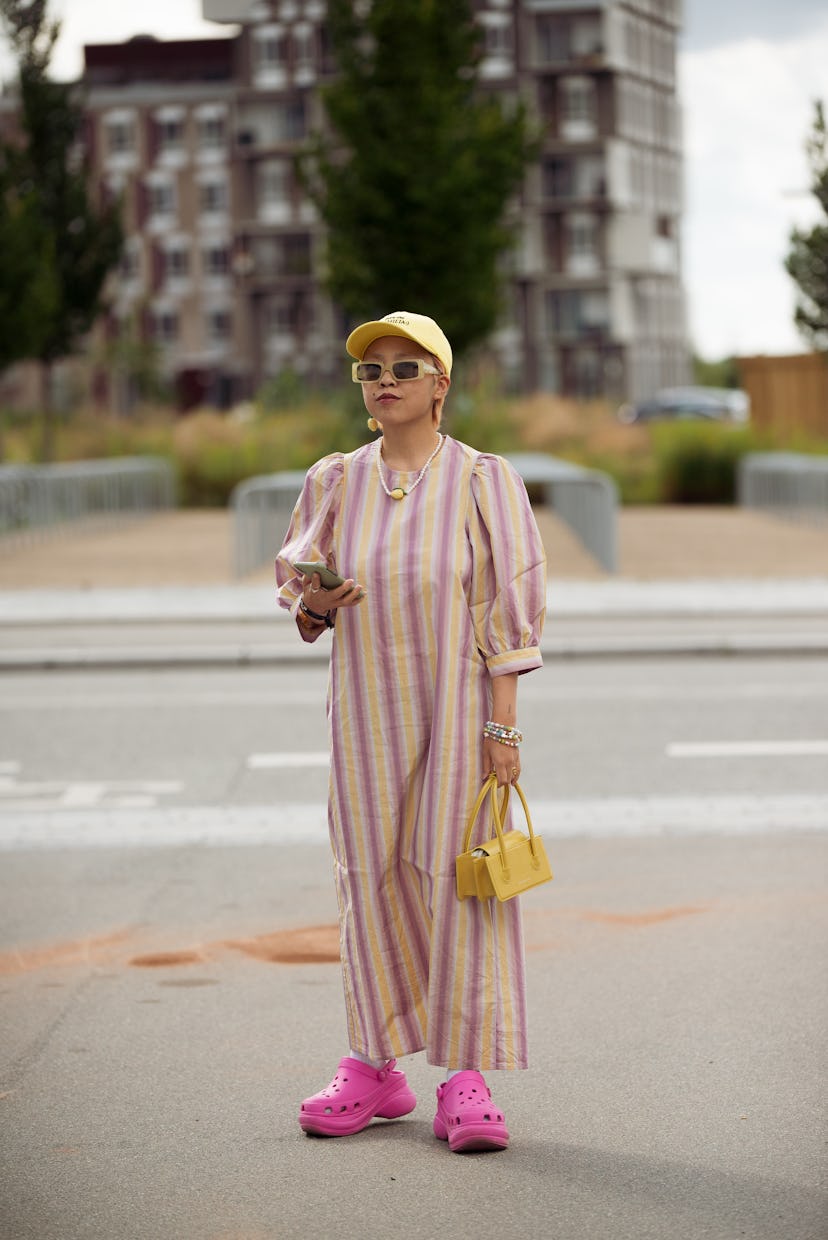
1,505,827,591
1,506,826,665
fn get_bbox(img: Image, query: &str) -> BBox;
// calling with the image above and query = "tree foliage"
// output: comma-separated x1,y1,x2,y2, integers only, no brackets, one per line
301,0,537,361
785,100,828,352
0,0,123,404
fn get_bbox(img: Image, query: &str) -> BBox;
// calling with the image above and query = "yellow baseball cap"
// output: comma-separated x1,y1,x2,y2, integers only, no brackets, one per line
345,311,453,376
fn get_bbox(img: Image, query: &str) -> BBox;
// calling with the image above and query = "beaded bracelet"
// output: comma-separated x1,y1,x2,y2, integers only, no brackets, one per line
483,721,524,747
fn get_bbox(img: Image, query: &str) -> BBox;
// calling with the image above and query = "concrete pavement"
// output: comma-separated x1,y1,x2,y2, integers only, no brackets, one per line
1,832,826,1240
1,505,827,1238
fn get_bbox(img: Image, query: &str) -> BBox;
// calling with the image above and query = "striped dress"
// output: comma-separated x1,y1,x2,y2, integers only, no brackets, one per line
275,436,546,1070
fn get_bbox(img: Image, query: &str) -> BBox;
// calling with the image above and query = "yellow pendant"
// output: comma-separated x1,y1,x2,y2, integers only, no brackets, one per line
390,487,406,501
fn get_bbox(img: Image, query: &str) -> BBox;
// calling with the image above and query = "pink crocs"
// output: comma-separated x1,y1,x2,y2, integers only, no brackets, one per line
299,1057,416,1137
433,1071,510,1153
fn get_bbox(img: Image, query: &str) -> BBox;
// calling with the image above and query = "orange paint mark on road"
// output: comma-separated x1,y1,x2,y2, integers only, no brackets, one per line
129,950,206,968
0,929,133,976
579,904,708,927
223,925,340,964
2,923,342,977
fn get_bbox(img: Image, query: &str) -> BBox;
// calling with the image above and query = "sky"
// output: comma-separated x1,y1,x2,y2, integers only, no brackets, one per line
1,0,827,361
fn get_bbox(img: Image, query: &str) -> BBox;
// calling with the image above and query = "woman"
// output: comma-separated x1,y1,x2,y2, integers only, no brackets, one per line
275,311,546,1153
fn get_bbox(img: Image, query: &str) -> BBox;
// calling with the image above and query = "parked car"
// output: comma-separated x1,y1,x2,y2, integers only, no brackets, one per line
617,386,750,425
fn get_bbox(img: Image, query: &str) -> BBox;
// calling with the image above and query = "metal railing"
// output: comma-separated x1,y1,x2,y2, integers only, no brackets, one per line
0,457,176,545
231,452,618,577
506,452,618,572
231,471,307,577
738,452,828,525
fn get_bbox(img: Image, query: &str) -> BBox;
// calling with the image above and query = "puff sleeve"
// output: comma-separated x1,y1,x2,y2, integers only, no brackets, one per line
468,454,546,677
275,453,344,641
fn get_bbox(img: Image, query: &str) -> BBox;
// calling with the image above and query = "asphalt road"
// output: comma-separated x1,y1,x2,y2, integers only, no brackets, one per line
1,654,827,1240
1,655,828,838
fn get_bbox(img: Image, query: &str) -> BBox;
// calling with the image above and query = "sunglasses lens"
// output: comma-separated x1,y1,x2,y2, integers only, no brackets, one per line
392,361,421,380
355,363,382,382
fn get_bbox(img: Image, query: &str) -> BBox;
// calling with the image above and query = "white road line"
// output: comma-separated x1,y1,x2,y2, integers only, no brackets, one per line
0,795,826,849
246,752,330,770
0,776,184,811
668,740,828,758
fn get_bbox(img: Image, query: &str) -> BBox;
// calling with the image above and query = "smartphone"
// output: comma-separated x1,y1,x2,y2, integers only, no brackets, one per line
294,561,366,601
293,560,347,590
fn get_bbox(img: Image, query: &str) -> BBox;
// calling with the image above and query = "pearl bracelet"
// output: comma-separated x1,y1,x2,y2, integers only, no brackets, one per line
483,721,524,747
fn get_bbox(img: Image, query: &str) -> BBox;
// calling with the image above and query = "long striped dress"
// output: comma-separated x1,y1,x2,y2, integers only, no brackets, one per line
275,435,546,1070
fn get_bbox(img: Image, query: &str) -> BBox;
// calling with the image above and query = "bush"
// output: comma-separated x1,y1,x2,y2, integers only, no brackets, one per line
651,424,755,504
3,391,825,507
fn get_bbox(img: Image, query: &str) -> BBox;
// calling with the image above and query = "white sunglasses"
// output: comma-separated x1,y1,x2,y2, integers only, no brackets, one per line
352,359,441,383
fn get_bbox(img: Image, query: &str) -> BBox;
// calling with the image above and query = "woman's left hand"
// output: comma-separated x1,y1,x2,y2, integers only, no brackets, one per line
483,736,520,788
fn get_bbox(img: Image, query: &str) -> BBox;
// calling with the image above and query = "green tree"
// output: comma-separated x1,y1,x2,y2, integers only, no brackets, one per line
0,176,58,374
785,100,828,352
0,0,123,458
301,0,537,362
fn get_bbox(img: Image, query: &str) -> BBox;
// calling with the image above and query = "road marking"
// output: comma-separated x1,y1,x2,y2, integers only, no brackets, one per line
247,752,330,770
668,740,828,758
0,795,826,849
0,772,183,811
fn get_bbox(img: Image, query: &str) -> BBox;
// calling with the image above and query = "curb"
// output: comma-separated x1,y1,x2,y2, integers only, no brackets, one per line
3,633,827,671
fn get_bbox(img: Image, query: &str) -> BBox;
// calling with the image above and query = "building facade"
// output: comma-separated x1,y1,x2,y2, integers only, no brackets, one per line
78,0,688,408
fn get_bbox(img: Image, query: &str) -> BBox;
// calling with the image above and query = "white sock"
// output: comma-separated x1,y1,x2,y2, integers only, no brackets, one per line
446,1068,471,1080
349,1049,388,1070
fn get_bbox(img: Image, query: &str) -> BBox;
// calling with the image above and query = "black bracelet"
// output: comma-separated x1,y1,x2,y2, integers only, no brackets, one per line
299,599,334,628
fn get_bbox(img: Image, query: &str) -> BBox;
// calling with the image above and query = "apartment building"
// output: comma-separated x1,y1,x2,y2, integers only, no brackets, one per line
79,0,688,407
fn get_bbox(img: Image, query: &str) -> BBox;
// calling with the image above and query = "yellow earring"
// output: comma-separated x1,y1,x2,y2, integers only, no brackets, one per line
367,417,381,433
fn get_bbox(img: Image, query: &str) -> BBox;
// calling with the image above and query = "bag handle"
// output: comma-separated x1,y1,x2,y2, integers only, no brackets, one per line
463,774,542,883
462,773,510,854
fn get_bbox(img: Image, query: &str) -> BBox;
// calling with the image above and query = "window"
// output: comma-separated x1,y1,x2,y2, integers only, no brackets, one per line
294,25,316,76
547,290,608,338
151,309,178,344
544,158,573,199
119,240,141,281
164,244,190,279
561,76,596,124
158,118,185,151
544,155,605,199
149,181,176,216
283,234,311,276
206,308,232,343
565,212,599,273
258,160,289,205
559,76,597,141
483,19,512,58
200,179,228,214
257,31,287,70
537,17,570,64
106,119,135,156
203,244,230,277
284,99,306,141
198,115,225,149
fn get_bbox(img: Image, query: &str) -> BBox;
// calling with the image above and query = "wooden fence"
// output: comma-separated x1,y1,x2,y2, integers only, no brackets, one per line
736,353,828,436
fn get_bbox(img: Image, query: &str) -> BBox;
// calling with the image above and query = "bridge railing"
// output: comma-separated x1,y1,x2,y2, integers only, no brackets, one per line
231,452,618,577
737,452,828,524
0,457,176,545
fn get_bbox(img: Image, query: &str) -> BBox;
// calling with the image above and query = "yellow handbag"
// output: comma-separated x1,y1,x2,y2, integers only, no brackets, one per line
456,774,553,902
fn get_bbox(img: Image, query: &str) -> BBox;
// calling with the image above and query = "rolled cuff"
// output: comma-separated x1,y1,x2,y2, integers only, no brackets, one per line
486,647,543,677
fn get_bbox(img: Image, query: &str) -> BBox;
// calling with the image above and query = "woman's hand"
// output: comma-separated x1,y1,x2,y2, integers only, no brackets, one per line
302,571,366,615
483,735,520,788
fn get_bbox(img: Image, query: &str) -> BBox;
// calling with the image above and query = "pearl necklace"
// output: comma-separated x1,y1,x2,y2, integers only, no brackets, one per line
376,434,444,501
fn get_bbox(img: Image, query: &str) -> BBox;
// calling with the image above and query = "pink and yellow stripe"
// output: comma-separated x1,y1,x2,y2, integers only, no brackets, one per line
276,436,546,1069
